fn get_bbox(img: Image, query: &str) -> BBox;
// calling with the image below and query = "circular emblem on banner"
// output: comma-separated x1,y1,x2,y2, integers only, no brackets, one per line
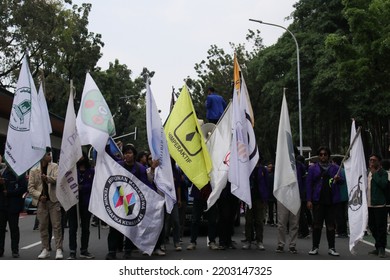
103,175,146,226
9,87,31,131
348,184,363,212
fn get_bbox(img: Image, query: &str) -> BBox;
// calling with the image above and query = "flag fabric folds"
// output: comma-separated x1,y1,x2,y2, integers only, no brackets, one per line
164,84,212,189
344,120,368,254
89,152,165,255
76,73,116,154
57,88,82,211
228,56,258,208
146,81,176,214
37,83,52,148
273,93,300,215
4,57,46,176
206,103,232,210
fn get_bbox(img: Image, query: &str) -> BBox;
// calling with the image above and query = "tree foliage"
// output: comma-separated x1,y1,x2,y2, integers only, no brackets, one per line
188,0,390,160
0,0,104,117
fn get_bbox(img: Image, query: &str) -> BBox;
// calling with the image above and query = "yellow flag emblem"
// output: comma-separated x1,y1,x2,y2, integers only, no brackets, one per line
164,85,212,189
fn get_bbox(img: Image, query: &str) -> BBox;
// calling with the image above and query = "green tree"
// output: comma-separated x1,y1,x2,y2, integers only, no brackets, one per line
328,0,390,156
0,0,104,117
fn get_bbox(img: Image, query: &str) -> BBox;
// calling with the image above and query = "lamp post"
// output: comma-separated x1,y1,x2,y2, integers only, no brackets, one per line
249,19,303,156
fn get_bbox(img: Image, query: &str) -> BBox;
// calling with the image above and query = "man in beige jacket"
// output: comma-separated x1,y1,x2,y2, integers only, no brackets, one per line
28,147,63,259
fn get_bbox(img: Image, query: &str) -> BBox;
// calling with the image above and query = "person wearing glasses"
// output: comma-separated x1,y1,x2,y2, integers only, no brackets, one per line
306,146,344,256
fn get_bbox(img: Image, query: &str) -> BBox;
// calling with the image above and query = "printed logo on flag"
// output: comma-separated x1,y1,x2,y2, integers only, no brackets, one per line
286,131,296,171
103,175,146,226
10,87,31,131
348,175,363,211
234,121,248,163
173,112,202,156
80,89,115,135
223,152,230,167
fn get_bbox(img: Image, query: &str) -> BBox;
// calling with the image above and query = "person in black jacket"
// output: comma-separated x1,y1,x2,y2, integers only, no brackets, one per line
0,156,28,258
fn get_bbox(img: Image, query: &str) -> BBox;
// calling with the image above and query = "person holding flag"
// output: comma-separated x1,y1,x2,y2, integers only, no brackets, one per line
273,93,302,254
67,154,95,260
306,146,343,256
105,143,161,259
28,147,63,259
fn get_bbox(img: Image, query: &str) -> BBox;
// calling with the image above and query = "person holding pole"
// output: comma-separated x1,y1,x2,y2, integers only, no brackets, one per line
67,153,95,260
306,146,344,256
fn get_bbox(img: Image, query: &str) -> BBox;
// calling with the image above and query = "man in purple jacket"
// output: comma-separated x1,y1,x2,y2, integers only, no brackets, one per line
306,146,343,256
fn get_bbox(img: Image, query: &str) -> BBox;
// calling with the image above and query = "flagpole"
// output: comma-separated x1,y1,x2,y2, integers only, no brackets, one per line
336,126,362,177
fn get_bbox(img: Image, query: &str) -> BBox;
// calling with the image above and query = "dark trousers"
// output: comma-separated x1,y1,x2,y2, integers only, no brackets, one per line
334,201,348,235
107,227,134,254
0,210,20,253
67,203,92,253
245,198,266,242
190,198,217,244
267,200,277,224
164,203,180,245
368,207,387,249
298,200,310,236
218,194,239,246
312,203,336,249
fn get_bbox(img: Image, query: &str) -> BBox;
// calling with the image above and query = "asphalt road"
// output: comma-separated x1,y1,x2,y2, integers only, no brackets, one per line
0,212,388,260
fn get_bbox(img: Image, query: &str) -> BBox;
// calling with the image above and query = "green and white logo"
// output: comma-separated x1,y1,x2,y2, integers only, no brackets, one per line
10,87,31,131
81,89,115,136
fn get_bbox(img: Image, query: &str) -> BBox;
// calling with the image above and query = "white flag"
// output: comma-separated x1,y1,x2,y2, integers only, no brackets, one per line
240,76,259,171
4,57,46,176
38,83,52,148
228,55,259,208
273,93,300,215
89,152,165,255
145,82,176,214
228,87,253,207
76,73,115,154
344,121,368,254
57,88,82,211
206,103,232,210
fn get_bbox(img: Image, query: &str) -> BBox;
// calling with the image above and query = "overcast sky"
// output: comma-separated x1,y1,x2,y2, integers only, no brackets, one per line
71,0,297,121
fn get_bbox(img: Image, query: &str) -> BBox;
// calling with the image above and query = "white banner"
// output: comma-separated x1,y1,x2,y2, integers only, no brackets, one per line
273,93,300,215
344,121,368,254
57,89,82,211
4,57,45,176
145,82,176,213
76,73,115,154
89,152,165,255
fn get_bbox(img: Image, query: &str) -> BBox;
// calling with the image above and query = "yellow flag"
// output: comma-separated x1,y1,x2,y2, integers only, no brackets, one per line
164,85,212,189
233,53,255,126
234,54,241,94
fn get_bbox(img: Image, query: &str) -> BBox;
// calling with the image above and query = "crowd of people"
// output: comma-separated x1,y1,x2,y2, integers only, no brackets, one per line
0,87,389,260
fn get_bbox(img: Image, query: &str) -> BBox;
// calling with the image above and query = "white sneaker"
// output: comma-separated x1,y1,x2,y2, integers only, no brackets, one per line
208,242,220,250
328,248,340,256
38,249,50,259
153,249,166,256
186,243,196,250
308,248,319,255
256,242,265,251
242,242,251,250
55,249,63,260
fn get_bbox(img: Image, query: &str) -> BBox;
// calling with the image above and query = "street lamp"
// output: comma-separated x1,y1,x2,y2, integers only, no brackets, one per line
249,19,303,156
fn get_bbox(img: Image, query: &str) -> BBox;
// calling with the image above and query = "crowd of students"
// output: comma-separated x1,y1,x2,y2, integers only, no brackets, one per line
0,143,389,259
